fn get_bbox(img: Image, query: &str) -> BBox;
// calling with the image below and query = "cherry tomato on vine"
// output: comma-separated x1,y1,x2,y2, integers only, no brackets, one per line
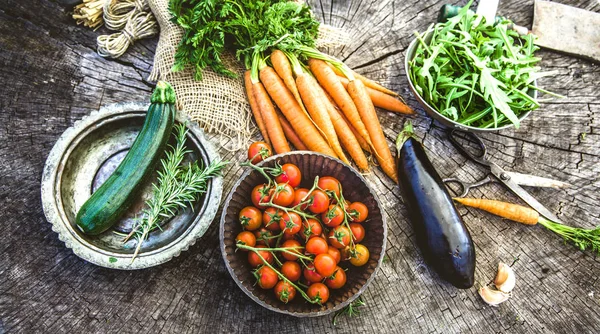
281,261,302,281
274,163,302,187
247,245,273,267
279,212,301,236
325,267,346,289
349,244,370,267
348,202,368,223
271,183,295,207
328,226,352,249
307,283,330,304
300,218,323,240
251,184,271,208
281,239,303,261
327,247,341,264
305,236,329,255
349,223,365,243
262,207,283,232
291,188,310,210
254,227,275,247
255,265,278,289
248,142,271,164
318,176,342,199
303,263,324,283
314,253,337,277
239,206,262,231
307,190,330,214
321,204,344,228
236,231,256,248
274,281,296,303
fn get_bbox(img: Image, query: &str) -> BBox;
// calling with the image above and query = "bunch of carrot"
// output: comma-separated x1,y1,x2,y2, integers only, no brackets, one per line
244,50,413,183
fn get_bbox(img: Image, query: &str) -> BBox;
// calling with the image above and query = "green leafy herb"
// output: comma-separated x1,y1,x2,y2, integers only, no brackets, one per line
332,296,366,326
409,0,562,128
538,217,600,255
125,123,228,260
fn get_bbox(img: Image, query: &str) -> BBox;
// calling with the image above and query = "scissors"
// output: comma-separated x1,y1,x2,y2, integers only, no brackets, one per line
444,129,570,224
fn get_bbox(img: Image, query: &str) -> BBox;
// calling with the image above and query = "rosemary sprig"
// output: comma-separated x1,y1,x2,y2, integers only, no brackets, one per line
125,123,228,260
332,296,366,326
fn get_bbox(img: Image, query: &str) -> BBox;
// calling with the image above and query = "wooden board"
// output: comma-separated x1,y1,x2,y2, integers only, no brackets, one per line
1,0,599,332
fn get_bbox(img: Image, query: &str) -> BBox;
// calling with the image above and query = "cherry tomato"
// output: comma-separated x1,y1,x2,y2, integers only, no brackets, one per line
274,281,296,303
254,228,275,247
314,253,337,277
272,183,295,207
256,265,278,289
281,261,301,281
305,237,329,255
327,247,341,264
248,142,271,164
274,163,302,188
307,190,330,214
300,218,323,240
263,207,283,232
318,176,342,199
349,244,370,267
236,231,256,249
321,204,344,228
291,188,310,210
349,223,365,243
279,212,301,236
251,184,272,208
348,202,368,223
328,226,351,249
307,283,330,304
303,263,324,283
281,239,303,261
238,206,262,231
325,266,347,289
248,245,273,267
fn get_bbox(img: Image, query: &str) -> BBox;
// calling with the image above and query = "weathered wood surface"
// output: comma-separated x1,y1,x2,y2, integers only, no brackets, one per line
1,0,599,332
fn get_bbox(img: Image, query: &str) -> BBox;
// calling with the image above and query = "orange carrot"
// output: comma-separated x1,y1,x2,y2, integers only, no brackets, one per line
308,58,373,148
277,111,308,150
327,62,397,96
252,81,290,154
347,79,398,182
320,88,371,153
244,71,271,145
271,50,303,110
338,76,414,114
296,72,349,164
453,198,539,225
259,66,336,158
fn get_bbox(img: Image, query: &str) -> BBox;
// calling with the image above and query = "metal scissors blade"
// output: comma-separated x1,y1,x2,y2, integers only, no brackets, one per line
489,164,562,223
504,171,572,189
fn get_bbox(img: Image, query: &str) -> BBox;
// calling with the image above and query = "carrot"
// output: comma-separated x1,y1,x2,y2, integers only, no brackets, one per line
338,76,414,114
252,81,290,154
327,62,398,96
347,79,398,182
244,71,271,145
271,50,303,110
259,66,336,158
453,198,539,225
308,58,373,148
277,111,308,150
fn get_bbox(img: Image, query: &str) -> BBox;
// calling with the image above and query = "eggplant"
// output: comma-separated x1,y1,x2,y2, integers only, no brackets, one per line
395,122,475,289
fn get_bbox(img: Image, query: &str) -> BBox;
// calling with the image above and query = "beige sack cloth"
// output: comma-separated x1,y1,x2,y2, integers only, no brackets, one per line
147,0,349,150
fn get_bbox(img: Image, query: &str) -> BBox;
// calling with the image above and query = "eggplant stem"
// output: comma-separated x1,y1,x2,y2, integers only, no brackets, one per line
396,121,416,154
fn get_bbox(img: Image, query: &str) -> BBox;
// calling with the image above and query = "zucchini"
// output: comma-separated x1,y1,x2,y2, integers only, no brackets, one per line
76,81,176,235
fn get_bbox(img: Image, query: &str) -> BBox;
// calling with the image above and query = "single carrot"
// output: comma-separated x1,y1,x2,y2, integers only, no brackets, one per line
327,62,398,96
347,79,398,182
271,50,303,110
338,76,414,114
277,111,308,150
252,81,290,154
259,66,336,158
308,58,373,148
453,198,539,225
244,71,271,145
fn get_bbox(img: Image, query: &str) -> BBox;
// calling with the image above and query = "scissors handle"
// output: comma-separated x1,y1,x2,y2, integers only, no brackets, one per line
444,175,496,197
448,129,490,166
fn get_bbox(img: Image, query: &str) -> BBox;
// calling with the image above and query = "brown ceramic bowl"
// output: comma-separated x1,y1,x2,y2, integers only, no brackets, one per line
220,152,387,317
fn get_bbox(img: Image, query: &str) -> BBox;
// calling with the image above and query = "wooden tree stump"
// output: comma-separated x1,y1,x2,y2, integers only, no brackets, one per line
1,0,599,332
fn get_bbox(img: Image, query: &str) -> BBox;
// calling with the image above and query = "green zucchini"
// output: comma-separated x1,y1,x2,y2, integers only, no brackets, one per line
76,81,176,235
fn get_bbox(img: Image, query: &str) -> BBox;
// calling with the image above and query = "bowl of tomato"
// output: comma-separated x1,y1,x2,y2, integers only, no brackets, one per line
220,151,387,317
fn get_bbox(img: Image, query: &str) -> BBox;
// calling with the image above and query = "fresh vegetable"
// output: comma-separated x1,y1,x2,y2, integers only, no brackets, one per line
348,202,368,223
236,231,257,248
338,76,413,114
273,163,302,187
318,176,342,199
274,281,296,303
408,0,562,128
328,63,397,97
271,50,304,113
277,113,308,150
396,122,475,288
256,266,279,289
307,283,330,304
326,267,347,289
349,244,370,267
239,206,263,231
252,80,290,154
454,197,600,254
76,81,176,236
244,71,270,145
248,142,272,164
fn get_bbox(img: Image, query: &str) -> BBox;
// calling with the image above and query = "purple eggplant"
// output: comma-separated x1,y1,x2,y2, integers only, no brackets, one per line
395,122,475,289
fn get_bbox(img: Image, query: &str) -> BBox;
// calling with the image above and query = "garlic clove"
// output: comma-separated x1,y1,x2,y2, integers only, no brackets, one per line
494,262,516,293
479,286,510,306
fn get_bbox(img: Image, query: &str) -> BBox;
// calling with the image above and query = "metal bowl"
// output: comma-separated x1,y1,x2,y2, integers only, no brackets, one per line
220,152,387,317
405,30,536,132
41,102,223,269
